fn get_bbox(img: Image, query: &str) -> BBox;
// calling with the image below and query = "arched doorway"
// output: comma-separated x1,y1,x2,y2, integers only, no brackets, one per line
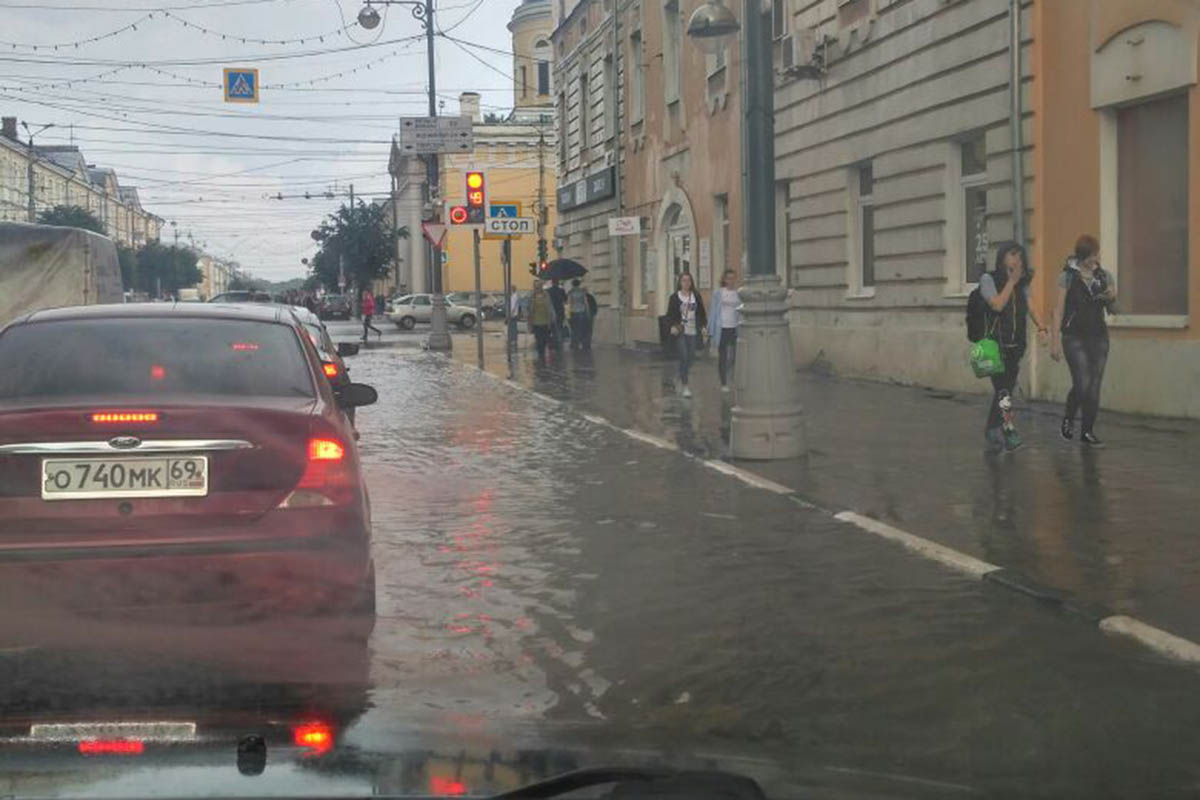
655,187,696,313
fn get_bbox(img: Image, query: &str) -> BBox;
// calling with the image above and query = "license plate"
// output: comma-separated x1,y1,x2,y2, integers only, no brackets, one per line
41,456,208,500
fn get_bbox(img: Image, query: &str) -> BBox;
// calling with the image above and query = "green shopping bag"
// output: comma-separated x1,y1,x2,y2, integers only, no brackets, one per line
970,338,1006,379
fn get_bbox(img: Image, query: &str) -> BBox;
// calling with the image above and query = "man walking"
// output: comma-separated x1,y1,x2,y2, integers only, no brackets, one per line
566,279,590,352
528,282,557,364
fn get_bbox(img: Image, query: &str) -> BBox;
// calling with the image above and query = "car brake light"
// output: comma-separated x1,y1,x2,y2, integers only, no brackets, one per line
278,437,355,509
92,411,159,424
431,777,467,796
292,723,333,755
78,739,145,756
150,365,166,381
322,362,340,379
232,342,260,351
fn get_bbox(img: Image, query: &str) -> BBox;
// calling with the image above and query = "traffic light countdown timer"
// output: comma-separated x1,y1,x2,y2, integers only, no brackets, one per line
448,170,487,226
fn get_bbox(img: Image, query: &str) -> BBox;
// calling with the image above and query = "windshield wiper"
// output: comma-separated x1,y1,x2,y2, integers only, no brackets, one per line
490,767,768,800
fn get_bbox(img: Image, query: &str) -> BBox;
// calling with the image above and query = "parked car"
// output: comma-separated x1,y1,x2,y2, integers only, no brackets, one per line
318,294,353,321
0,302,379,626
209,290,272,304
447,291,505,320
387,294,477,330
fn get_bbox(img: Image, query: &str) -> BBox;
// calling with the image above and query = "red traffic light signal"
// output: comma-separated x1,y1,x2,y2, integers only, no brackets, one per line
448,205,469,225
465,171,486,210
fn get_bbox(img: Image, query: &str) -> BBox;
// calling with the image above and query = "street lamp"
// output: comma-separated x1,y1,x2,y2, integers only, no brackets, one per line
21,121,54,223
356,0,451,351
687,0,805,459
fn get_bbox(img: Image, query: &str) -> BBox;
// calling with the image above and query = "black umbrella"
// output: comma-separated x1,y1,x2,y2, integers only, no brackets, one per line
541,258,588,281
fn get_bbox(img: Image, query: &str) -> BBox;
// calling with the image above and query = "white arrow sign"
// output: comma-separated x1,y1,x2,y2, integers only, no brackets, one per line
485,217,536,236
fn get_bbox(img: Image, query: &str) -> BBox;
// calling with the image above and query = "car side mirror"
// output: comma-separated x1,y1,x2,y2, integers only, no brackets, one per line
336,341,360,357
336,382,378,409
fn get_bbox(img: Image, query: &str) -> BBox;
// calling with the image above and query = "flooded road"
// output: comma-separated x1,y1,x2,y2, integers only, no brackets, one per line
5,347,1200,798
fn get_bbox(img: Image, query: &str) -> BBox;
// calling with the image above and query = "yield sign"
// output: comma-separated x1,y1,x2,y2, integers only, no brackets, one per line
421,221,448,248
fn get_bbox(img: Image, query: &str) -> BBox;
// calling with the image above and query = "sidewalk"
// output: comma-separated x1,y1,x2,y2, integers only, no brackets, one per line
460,338,1200,646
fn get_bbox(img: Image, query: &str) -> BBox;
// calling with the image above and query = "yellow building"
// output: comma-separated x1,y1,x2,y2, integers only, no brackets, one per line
438,0,555,294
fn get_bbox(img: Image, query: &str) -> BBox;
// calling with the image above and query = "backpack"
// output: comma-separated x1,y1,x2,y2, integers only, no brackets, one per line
965,286,988,342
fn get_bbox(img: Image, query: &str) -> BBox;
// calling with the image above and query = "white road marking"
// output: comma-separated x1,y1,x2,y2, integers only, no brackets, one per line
1099,616,1200,664
620,428,678,451
834,512,1001,579
581,413,612,427
701,459,793,495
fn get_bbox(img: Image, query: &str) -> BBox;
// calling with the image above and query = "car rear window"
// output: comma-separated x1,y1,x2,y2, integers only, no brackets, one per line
0,317,315,400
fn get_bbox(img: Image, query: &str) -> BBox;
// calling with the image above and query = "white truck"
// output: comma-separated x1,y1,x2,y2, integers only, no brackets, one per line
0,222,123,326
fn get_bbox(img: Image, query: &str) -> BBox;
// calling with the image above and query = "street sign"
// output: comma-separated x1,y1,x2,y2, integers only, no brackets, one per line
608,216,641,236
485,217,535,237
397,116,474,155
421,222,447,247
489,203,519,219
223,68,259,103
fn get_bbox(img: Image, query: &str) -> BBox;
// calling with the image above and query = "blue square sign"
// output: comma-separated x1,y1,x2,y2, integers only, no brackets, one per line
224,68,259,103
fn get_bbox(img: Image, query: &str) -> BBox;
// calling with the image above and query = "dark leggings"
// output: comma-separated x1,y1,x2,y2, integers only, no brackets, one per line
362,314,381,339
1063,334,1109,434
718,328,738,386
986,347,1024,431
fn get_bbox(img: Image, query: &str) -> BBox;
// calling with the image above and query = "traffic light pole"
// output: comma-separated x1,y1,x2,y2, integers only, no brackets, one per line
423,0,452,352
472,228,484,368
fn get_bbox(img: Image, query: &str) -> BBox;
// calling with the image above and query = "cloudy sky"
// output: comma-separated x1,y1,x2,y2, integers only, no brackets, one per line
1,0,523,281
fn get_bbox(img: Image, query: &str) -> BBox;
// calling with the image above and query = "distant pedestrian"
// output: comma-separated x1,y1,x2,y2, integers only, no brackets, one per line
547,278,567,350
528,282,557,363
1052,234,1116,447
566,279,590,351
979,242,1048,452
361,291,382,342
304,294,317,314
508,289,521,350
708,270,741,391
665,272,707,398
584,287,598,351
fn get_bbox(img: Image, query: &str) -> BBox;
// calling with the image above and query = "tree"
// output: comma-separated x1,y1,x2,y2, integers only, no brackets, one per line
116,244,138,290
38,205,107,236
308,200,406,295
227,274,261,291
134,241,202,297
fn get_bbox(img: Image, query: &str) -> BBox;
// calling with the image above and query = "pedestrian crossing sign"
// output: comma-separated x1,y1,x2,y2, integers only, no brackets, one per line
223,68,259,103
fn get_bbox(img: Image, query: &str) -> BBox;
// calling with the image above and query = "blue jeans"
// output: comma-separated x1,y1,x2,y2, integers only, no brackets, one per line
1063,334,1109,434
677,334,697,385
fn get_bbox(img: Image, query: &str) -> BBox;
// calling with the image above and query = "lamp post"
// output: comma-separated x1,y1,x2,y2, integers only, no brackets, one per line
358,0,451,351
687,0,804,459
21,122,53,223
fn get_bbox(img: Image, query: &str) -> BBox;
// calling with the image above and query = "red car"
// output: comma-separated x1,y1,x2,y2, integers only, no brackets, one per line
0,303,378,635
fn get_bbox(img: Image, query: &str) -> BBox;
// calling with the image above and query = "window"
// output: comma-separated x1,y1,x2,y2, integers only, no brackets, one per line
1116,93,1189,317
520,66,528,99
663,0,681,105
630,31,645,124
773,0,787,39
847,163,875,296
961,132,989,286
578,73,590,151
558,92,568,165
538,61,551,96
604,54,616,140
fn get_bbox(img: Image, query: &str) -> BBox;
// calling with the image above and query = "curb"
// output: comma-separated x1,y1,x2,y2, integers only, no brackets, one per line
461,360,1200,668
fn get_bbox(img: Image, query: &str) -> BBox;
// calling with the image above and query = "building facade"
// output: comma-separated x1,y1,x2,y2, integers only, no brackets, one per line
775,0,1199,420
0,117,163,247
551,0,747,345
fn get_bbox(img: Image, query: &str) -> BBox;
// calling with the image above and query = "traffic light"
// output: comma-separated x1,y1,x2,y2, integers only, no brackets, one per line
537,238,548,264
465,170,486,224
448,205,469,225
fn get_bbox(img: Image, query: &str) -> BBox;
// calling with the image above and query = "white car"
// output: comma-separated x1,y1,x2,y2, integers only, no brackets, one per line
387,294,478,330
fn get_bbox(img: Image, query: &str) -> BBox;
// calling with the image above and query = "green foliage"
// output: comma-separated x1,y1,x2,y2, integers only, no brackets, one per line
124,241,202,296
308,200,406,294
38,205,107,235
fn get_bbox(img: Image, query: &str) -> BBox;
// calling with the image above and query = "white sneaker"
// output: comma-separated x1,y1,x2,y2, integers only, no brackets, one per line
681,386,692,398
720,385,731,393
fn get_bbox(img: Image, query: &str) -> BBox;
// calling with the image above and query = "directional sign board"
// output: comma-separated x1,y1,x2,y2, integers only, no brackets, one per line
223,68,259,103
485,217,535,237
398,117,474,155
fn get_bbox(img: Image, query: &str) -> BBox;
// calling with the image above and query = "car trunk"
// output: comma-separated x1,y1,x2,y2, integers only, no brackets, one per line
0,396,318,547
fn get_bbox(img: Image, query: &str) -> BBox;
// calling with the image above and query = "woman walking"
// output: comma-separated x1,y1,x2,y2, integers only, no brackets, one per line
1051,235,1116,446
527,282,557,364
361,291,382,342
707,270,741,392
980,242,1048,452
665,272,707,398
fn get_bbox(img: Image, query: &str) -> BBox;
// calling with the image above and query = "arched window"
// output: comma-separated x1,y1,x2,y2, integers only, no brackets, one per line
534,39,552,96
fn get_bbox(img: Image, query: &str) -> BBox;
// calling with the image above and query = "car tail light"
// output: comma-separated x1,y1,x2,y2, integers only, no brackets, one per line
431,777,467,796
277,437,356,508
322,362,340,379
78,739,145,756
91,411,159,424
292,723,333,755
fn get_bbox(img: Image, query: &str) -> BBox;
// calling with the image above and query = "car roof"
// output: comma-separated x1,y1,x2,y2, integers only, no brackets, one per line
16,302,294,326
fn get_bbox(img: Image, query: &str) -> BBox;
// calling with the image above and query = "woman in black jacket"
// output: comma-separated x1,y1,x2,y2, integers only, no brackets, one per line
664,272,707,398
1051,234,1116,446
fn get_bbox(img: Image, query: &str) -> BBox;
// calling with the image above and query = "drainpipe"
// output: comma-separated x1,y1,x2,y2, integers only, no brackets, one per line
1009,0,1025,247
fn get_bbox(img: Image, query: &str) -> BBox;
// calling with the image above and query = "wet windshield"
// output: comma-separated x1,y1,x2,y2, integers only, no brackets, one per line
3,1,1200,798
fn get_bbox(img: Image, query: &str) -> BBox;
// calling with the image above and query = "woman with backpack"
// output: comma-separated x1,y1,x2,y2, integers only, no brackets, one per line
1051,235,1116,446
979,242,1048,452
